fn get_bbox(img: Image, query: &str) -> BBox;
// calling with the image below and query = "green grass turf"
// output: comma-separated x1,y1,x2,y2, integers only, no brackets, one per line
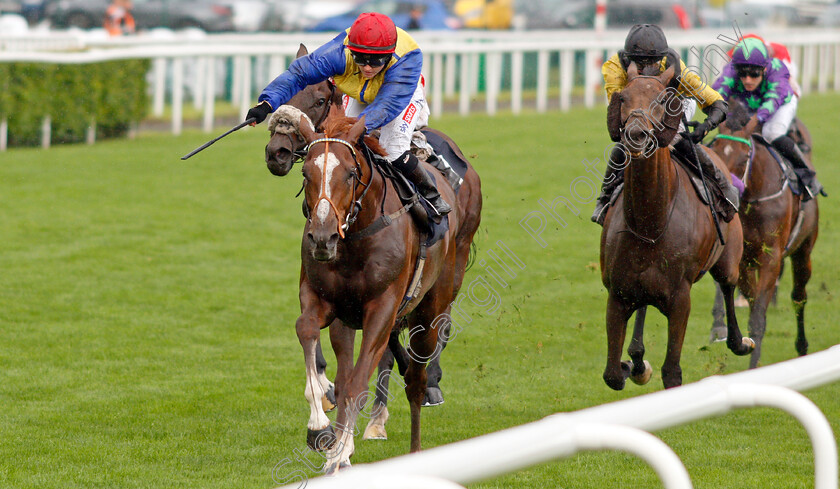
2,93,839,489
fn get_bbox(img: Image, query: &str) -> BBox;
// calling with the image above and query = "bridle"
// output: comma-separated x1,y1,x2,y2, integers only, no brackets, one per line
620,74,678,158
304,136,372,238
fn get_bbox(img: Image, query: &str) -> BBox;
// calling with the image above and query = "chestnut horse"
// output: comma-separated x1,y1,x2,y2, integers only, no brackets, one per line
709,100,819,368
601,62,754,389
264,45,481,442
293,106,480,473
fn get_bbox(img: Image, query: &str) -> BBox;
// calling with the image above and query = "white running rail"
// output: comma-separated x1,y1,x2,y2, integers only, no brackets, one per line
275,345,840,489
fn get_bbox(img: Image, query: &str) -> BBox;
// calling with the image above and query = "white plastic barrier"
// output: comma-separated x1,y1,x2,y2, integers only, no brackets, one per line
275,345,840,489
1,28,840,142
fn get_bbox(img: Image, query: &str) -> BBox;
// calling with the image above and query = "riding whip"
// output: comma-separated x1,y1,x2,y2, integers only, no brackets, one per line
682,115,725,246
180,118,256,160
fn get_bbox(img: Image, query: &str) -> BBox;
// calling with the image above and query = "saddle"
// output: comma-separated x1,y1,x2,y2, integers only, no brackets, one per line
359,144,450,247
750,135,804,197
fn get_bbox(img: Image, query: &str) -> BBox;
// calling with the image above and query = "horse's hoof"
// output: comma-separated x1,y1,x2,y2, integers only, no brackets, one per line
363,423,387,440
422,386,444,407
629,360,653,385
307,425,336,452
734,295,749,308
321,384,336,413
741,337,756,353
604,371,626,391
709,327,727,343
323,460,351,475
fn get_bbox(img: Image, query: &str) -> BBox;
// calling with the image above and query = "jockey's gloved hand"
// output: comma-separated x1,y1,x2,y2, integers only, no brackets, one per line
246,101,273,126
687,121,709,144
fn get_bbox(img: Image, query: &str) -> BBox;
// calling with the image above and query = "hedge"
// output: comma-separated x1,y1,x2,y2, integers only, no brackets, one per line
0,59,149,147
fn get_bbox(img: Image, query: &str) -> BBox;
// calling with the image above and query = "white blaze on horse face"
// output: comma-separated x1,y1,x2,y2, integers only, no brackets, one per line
314,152,340,224
723,145,733,157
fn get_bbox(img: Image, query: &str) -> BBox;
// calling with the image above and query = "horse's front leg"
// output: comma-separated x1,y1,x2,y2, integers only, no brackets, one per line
661,285,692,389
603,293,635,390
710,283,728,342
323,298,398,474
362,347,394,441
710,220,754,359
297,285,336,452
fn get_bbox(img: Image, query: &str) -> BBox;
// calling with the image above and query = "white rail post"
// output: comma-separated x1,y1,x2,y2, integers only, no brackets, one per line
486,52,500,116
40,115,50,149
172,57,184,136
432,52,444,118
152,57,166,117
202,56,216,133
584,48,599,108
445,53,456,98
536,50,549,113
560,49,573,112
239,55,252,120
834,43,840,92
511,50,523,115
458,52,470,116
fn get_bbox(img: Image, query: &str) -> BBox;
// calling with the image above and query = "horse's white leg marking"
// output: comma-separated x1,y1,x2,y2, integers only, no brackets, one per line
314,152,339,224
325,409,358,472
303,342,330,431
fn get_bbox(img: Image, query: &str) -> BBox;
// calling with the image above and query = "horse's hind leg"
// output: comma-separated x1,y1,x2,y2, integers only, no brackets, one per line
710,283,728,343
709,223,754,359
315,334,336,412
423,328,447,406
790,232,816,357
624,307,652,385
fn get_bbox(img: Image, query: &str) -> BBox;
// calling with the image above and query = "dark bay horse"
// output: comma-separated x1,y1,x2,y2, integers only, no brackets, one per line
709,100,819,368
294,106,479,473
263,44,482,442
601,62,754,389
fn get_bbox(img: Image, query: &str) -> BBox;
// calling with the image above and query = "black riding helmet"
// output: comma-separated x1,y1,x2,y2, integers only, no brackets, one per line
624,24,668,60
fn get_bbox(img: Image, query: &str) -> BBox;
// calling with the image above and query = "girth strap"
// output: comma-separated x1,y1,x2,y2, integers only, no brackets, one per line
397,242,427,317
345,201,414,242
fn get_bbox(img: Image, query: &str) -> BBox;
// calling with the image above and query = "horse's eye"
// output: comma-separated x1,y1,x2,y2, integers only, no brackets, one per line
316,98,326,107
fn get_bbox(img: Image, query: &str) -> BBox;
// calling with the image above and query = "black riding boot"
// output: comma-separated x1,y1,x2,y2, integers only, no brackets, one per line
393,150,452,218
591,145,627,226
673,136,739,220
772,135,826,201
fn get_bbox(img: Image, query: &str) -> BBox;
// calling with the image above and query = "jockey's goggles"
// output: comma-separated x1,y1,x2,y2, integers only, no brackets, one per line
350,50,391,67
736,65,764,79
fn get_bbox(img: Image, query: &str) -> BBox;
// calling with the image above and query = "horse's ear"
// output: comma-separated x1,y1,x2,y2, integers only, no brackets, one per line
348,116,366,146
299,115,316,144
296,44,308,58
627,61,639,79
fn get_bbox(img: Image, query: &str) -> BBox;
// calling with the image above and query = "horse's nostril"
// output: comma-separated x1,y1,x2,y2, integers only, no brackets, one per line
307,232,316,244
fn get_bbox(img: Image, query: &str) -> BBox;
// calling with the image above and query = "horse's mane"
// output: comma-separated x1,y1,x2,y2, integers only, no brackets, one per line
725,99,751,131
323,113,387,157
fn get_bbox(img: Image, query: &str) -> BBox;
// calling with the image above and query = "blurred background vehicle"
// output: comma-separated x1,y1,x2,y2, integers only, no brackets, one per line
260,0,355,32
306,0,460,32
453,0,512,29
45,0,237,31
515,0,699,30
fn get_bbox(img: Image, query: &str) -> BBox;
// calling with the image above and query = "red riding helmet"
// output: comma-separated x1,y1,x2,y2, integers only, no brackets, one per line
348,12,397,54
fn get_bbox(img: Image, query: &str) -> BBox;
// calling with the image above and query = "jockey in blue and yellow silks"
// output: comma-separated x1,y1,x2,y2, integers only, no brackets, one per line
247,12,451,217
